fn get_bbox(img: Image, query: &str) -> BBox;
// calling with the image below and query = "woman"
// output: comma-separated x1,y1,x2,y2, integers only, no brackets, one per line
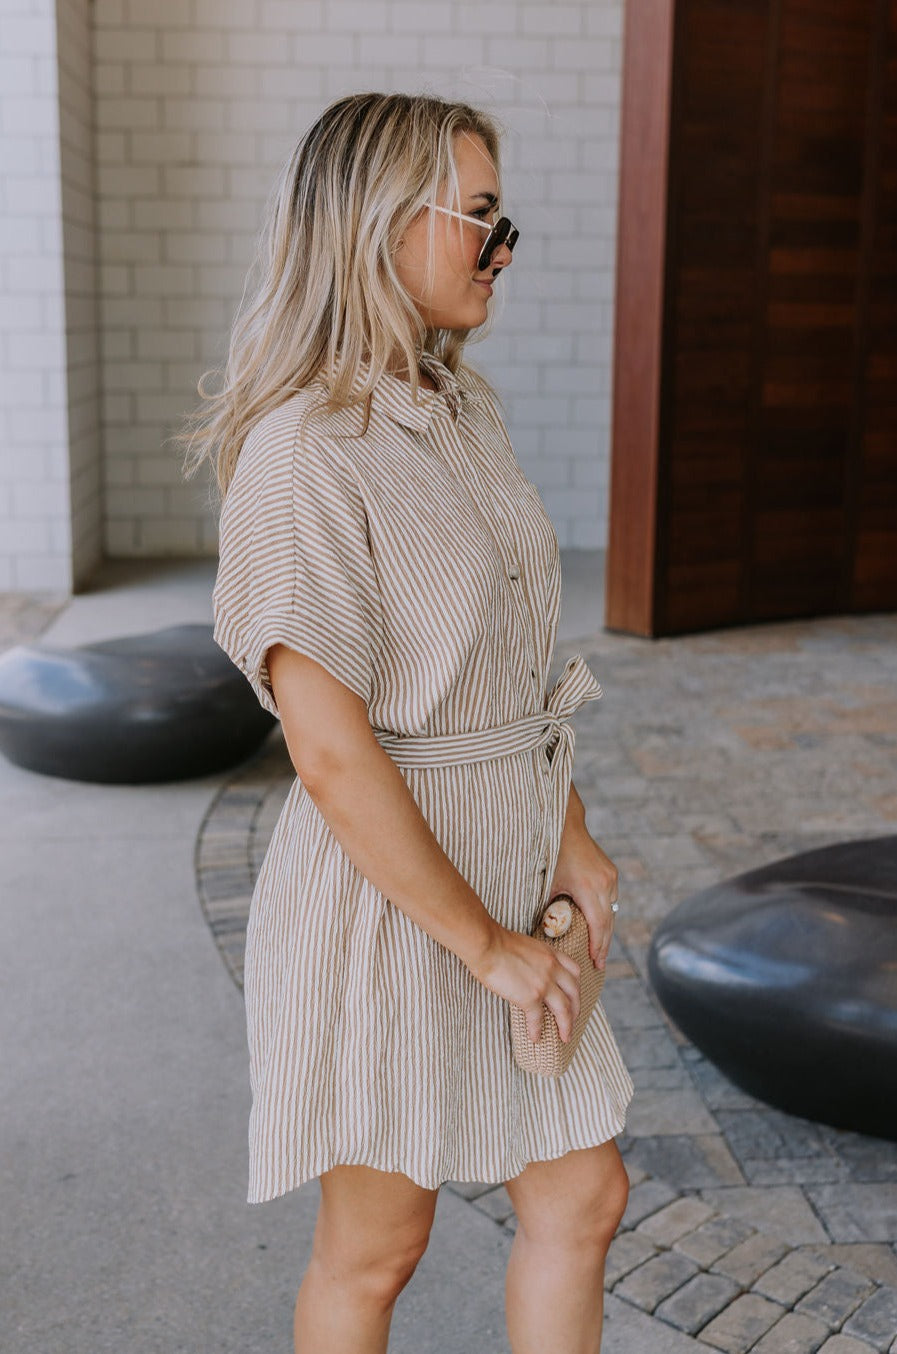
180,92,634,1354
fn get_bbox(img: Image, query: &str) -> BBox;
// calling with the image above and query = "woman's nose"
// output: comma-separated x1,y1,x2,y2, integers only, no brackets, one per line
489,239,514,270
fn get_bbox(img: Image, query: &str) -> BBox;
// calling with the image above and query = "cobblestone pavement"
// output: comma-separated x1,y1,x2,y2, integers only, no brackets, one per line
196,609,897,1350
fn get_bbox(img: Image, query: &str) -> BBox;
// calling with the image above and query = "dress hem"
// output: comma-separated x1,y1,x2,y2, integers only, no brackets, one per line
245,1109,632,1204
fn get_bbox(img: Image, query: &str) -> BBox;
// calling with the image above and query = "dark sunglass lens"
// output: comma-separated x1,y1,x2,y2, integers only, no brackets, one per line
477,237,495,271
506,226,519,254
479,217,514,271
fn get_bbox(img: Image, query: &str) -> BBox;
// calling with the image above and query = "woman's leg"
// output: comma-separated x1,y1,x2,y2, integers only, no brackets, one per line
293,1163,439,1354
503,1138,630,1354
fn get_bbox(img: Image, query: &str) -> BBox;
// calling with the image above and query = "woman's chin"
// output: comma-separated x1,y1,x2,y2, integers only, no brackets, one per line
457,301,492,329
426,292,492,330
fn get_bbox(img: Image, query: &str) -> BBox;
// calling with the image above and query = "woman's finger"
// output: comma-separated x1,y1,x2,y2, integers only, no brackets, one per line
584,921,607,966
526,1003,545,1043
553,961,582,1017
558,951,582,981
583,904,617,966
548,965,583,1041
524,965,579,1044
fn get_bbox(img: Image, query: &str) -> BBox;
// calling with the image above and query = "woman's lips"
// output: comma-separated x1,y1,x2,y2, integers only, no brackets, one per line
474,280,493,295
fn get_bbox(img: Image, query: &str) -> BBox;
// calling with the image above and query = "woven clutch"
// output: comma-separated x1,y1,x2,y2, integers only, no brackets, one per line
509,893,606,1077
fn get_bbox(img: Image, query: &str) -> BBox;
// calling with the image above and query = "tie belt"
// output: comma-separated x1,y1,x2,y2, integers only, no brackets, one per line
371,654,603,770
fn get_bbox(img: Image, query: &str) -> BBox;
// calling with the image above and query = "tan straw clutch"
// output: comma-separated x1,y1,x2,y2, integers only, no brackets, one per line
510,893,605,1077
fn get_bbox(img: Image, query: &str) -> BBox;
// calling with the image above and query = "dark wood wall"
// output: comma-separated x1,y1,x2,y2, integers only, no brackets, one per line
605,0,897,636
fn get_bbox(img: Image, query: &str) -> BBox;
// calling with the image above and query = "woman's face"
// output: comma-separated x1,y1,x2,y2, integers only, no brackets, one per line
394,131,513,331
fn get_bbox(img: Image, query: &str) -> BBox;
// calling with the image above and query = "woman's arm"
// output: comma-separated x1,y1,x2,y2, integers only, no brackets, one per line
565,781,588,832
267,643,583,1043
550,779,619,969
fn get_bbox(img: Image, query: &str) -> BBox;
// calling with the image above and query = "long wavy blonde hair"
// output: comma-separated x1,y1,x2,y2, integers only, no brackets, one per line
174,91,503,500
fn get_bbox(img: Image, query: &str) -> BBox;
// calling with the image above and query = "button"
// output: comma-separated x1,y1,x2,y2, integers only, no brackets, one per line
507,562,520,580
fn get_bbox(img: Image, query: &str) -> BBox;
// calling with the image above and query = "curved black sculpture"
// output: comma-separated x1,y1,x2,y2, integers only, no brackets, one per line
648,836,897,1141
0,623,276,784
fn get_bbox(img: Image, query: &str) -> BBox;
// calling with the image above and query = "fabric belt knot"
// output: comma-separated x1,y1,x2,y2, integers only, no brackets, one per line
540,653,604,766
371,653,603,771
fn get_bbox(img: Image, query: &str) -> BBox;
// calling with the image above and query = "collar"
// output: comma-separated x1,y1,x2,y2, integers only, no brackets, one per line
311,354,481,437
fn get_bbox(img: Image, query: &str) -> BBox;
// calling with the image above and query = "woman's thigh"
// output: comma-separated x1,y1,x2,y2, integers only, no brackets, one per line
313,1165,440,1276
504,1139,630,1248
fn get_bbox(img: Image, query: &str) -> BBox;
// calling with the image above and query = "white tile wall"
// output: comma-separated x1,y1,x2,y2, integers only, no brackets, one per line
0,0,102,592
0,0,70,590
1,0,624,588
57,0,103,589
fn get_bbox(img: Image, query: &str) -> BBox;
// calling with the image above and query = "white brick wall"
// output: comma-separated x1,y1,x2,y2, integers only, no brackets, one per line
57,0,103,588
0,0,102,592
1,0,624,587
0,0,69,589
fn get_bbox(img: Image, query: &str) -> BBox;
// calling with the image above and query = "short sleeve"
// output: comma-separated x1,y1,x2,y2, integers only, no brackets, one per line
212,406,383,720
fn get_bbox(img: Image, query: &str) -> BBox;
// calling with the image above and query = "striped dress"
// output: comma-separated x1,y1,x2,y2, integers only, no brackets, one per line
212,353,635,1203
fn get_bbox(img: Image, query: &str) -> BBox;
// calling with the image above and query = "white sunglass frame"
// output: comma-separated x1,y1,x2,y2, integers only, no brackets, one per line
429,203,498,233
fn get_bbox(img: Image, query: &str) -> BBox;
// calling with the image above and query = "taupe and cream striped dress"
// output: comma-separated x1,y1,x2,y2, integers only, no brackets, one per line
212,353,634,1203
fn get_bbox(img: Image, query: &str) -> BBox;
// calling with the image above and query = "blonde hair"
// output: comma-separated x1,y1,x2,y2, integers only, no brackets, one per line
175,91,503,500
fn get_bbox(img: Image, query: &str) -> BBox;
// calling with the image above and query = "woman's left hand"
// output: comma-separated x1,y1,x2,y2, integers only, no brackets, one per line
546,818,619,970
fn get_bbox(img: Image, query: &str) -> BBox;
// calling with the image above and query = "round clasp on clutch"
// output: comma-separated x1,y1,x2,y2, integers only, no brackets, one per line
541,894,574,938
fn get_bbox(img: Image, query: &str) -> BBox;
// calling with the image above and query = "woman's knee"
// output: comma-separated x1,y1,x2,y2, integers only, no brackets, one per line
594,1152,630,1240
559,1162,628,1251
507,1142,631,1253
373,1230,432,1301
311,1165,437,1307
311,1223,430,1308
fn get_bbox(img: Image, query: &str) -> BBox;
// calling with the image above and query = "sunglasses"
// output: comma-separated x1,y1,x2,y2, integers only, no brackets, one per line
429,204,520,272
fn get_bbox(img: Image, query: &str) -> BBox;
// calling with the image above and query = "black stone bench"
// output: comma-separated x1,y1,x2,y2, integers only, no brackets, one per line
647,836,897,1141
0,623,275,784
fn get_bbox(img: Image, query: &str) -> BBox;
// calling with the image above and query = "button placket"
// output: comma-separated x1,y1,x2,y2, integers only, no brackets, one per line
506,561,541,691
499,557,543,697
436,420,542,701
535,834,552,902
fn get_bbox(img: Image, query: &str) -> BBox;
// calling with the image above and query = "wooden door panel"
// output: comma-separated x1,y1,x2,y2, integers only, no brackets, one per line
607,0,897,634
